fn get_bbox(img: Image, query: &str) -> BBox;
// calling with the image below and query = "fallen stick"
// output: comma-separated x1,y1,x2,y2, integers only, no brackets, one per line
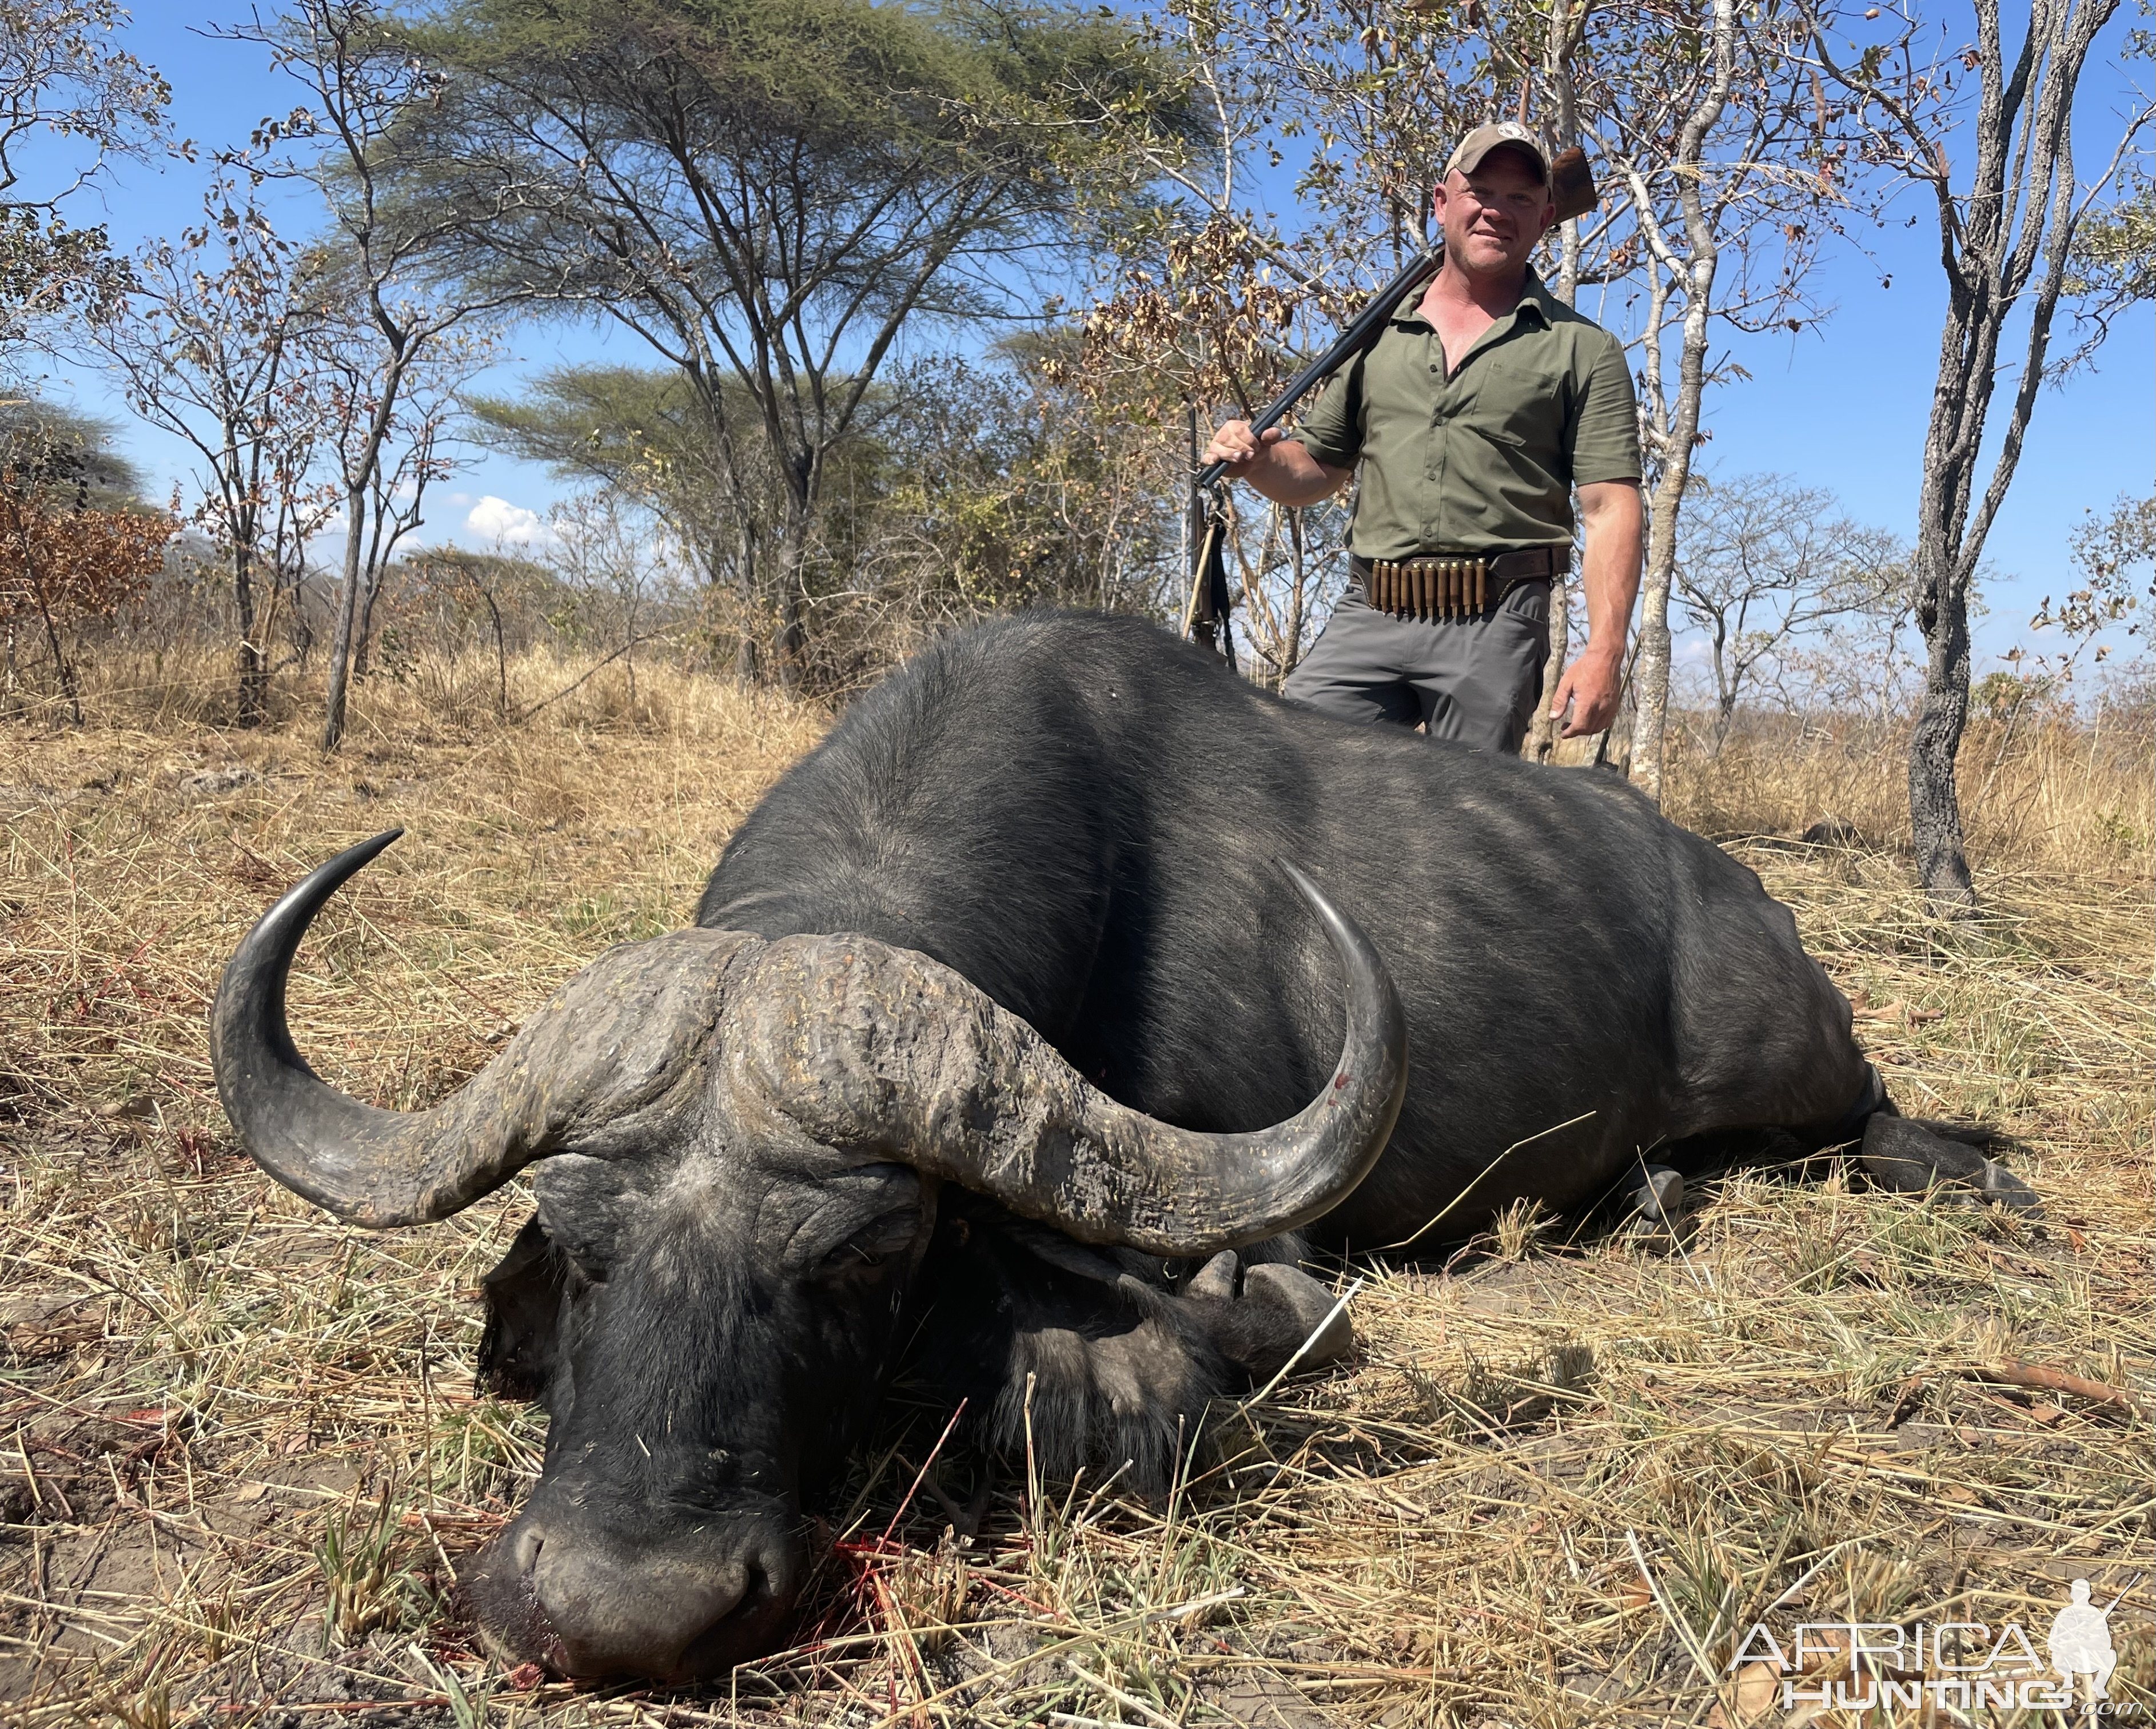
215,1699,449,1716
1972,1359,2137,1411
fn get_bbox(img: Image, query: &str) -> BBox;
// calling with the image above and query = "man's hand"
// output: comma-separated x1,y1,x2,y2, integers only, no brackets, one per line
1203,420,1351,508
1203,419,1286,473
1548,645,1623,738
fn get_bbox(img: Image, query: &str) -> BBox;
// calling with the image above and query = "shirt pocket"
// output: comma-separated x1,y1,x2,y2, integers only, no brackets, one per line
1466,356,1570,459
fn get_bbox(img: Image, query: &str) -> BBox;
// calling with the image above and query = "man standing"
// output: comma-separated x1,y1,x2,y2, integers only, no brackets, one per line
1205,123,1643,754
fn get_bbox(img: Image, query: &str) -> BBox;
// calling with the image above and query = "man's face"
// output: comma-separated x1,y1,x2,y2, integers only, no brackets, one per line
1433,148,1555,278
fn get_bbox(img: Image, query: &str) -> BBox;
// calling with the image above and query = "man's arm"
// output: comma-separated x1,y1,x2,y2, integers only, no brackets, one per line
1547,478,1643,739
1201,421,1352,508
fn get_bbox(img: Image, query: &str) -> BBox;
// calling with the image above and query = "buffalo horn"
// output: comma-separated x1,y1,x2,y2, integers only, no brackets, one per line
210,830,755,1227
722,861,1408,1256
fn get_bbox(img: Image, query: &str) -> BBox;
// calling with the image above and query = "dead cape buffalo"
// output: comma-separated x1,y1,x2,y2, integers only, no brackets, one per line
211,611,2032,1682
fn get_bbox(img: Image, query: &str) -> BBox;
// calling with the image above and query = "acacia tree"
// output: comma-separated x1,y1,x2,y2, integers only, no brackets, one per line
388,0,1178,687
465,365,794,619
1815,0,2154,907
88,183,338,724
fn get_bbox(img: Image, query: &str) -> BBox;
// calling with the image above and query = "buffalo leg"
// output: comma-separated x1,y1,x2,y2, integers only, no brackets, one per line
1858,1113,2042,1213
1788,1062,2042,1215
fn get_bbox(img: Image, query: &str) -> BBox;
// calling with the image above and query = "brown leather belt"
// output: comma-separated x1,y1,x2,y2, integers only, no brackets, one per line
1353,545,1569,622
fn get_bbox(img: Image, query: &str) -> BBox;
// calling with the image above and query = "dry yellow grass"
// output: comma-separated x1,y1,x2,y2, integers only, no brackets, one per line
1,644,2149,1727
1661,711,2152,877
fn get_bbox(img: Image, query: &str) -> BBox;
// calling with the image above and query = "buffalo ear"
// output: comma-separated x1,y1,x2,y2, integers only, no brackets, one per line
477,1212,576,1401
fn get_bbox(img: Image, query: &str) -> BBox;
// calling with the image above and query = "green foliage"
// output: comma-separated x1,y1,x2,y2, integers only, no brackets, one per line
2071,166,2156,304
0,398,169,724
465,368,719,499
868,351,1161,613
2061,492,2156,639
384,0,1190,680
464,365,871,591
466,350,1179,688
313,1477,421,1648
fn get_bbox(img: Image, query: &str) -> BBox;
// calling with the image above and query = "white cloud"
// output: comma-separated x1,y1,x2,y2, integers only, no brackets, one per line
467,495,545,545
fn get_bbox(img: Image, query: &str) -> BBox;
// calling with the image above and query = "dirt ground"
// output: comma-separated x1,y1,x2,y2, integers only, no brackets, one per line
1,670,2150,1727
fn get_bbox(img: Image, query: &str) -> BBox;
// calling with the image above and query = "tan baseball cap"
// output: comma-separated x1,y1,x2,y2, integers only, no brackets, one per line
1445,121,1552,185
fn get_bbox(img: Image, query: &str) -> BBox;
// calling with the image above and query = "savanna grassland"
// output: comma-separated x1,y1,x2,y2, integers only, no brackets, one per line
1,646,2150,1728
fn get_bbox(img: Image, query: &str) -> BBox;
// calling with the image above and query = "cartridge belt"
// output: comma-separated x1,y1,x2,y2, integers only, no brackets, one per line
1352,545,1569,622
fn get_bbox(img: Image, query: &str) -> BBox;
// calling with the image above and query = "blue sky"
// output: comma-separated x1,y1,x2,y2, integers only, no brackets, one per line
30,5,2156,680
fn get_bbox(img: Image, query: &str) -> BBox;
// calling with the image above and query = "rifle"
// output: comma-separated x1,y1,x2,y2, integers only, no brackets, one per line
1186,144,1599,658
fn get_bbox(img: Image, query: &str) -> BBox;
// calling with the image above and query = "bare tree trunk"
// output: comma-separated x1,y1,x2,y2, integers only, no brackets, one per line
1527,575,1571,762
1524,5,1581,766
1628,525,1675,794
1281,508,1308,685
773,588,804,690
27,548,82,727
352,572,378,680
1908,590,1974,901
321,484,367,751
352,560,386,682
233,540,268,727
1547,0,1585,309
470,569,508,718
1628,278,1713,800
1625,0,1734,805
1711,694,1737,757
771,508,808,691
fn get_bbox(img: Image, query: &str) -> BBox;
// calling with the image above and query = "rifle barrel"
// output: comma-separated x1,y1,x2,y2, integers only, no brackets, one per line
1194,244,1442,490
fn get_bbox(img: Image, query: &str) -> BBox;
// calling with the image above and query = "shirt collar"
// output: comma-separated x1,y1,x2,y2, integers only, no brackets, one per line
1516,266,1560,326
1391,264,1558,330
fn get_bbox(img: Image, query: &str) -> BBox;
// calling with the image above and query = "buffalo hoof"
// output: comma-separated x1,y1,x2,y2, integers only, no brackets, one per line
1628,1165,1684,1223
1975,1157,2043,1216
1621,1164,1696,1254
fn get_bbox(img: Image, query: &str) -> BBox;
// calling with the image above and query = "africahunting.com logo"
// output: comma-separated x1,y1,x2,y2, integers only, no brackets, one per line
1727,1575,2142,1716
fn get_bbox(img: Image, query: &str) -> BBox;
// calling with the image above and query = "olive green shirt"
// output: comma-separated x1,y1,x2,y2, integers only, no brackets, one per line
1290,269,1641,560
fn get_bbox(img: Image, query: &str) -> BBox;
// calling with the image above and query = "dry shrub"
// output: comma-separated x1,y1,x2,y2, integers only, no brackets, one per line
0,654,2148,1726
0,499,174,722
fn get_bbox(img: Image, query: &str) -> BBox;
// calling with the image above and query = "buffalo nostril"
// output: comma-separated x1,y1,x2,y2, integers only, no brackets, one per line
511,1523,544,1575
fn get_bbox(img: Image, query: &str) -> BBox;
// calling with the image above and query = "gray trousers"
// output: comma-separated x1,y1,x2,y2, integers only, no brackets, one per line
1282,578,1553,754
